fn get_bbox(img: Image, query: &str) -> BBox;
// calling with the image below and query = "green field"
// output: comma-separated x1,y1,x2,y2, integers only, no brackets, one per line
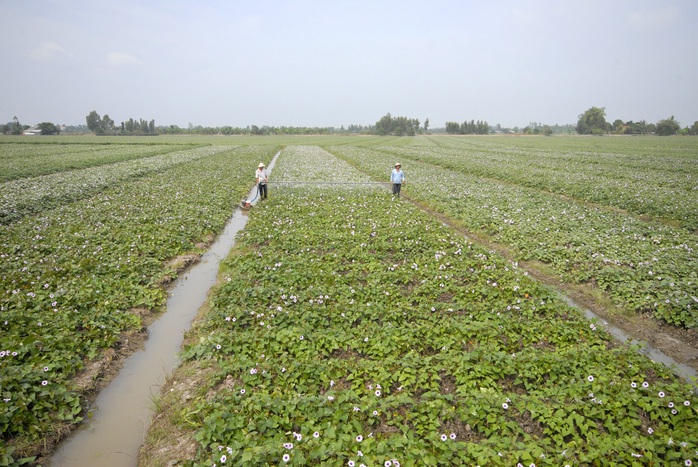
1,135,697,466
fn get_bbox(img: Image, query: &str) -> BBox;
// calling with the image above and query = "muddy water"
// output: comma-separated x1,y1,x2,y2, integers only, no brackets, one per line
48,154,278,467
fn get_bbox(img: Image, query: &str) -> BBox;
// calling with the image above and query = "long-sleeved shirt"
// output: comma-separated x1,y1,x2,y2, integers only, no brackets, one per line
390,168,405,184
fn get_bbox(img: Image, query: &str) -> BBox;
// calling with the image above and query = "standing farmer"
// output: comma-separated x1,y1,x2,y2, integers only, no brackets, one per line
256,162,268,200
390,162,405,197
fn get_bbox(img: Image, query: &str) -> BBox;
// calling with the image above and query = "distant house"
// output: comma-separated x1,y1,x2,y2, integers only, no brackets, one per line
23,125,42,136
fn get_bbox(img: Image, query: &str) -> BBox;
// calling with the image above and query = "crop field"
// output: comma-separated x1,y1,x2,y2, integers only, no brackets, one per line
1,136,697,466
0,139,279,464
329,137,698,329
142,142,698,466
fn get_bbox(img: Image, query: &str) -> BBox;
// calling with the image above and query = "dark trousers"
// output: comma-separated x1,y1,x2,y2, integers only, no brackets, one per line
258,182,267,199
392,183,402,197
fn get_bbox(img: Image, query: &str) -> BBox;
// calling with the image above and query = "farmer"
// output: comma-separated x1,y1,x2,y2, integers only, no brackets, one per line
390,162,405,197
255,162,268,200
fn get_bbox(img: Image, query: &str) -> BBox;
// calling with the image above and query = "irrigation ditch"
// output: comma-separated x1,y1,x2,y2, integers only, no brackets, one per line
44,153,279,467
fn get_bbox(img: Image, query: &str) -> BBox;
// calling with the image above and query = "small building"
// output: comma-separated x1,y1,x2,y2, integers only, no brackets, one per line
23,125,42,136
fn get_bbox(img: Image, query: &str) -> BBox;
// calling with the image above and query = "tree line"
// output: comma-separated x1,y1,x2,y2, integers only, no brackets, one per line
576,107,698,136
445,120,490,135
5,108,697,137
86,111,156,135
374,113,429,136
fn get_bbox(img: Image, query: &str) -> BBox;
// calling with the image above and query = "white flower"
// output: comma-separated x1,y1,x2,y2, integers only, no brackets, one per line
356,435,363,442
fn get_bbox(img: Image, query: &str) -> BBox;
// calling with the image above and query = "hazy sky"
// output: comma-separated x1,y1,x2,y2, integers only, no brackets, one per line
2,0,697,129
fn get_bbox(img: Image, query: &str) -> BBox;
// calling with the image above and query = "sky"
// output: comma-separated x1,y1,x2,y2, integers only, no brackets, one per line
2,0,697,129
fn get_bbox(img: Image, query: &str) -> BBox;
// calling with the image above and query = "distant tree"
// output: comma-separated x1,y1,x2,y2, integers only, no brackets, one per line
374,113,420,136
655,116,680,136
37,122,60,135
612,119,624,133
376,113,393,135
424,118,429,133
543,125,553,136
688,121,698,135
102,114,116,134
576,107,608,135
86,111,101,132
445,122,460,134
11,116,23,135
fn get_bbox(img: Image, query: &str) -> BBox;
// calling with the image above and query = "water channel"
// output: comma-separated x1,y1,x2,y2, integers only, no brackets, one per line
48,154,278,466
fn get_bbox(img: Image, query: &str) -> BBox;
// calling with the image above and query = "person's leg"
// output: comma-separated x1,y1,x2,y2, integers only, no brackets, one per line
396,183,401,197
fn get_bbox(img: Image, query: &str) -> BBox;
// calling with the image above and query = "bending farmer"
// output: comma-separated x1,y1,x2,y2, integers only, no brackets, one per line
256,162,269,200
390,162,405,197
